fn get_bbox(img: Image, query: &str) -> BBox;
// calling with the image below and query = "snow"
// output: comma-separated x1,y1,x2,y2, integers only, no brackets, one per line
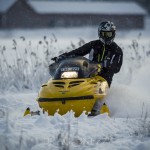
28,1,146,15
0,16,150,150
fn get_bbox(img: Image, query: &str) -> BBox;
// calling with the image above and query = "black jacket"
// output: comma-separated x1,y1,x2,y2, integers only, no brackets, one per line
61,40,123,86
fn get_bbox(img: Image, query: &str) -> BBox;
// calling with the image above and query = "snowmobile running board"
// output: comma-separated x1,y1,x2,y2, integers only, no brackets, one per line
24,107,40,116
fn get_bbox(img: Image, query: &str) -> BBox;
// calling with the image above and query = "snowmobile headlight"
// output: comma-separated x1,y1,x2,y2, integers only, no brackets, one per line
61,71,78,79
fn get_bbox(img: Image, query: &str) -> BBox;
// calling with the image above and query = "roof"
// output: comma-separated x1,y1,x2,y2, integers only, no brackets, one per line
28,1,146,15
0,0,147,15
0,0,17,13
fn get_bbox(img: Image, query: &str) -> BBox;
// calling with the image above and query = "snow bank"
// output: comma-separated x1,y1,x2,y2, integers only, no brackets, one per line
0,109,150,150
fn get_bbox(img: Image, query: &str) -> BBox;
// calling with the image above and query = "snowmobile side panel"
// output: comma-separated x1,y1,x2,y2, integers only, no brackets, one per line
38,98,96,117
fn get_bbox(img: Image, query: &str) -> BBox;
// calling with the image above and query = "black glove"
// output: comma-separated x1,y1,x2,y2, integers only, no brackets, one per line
51,55,66,62
51,57,57,62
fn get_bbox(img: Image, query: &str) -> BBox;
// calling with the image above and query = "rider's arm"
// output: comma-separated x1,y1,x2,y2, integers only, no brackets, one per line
60,41,93,57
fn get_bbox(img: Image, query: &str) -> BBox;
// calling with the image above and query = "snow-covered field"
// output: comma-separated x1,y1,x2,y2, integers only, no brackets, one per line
0,17,150,150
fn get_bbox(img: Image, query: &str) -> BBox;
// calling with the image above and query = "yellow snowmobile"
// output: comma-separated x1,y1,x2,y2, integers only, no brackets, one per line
24,57,110,117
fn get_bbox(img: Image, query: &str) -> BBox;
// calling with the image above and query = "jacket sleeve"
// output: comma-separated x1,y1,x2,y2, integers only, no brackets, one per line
60,42,92,57
109,48,123,74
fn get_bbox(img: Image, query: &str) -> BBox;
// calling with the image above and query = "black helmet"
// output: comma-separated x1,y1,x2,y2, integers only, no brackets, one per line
98,21,116,45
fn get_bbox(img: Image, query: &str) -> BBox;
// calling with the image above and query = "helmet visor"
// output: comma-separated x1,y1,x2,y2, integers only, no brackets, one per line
101,31,113,38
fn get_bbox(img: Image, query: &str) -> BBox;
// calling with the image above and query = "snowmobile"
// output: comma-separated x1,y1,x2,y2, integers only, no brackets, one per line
24,57,110,117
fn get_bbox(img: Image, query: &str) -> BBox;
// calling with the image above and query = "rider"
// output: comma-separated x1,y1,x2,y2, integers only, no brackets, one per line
52,21,123,87
52,21,123,115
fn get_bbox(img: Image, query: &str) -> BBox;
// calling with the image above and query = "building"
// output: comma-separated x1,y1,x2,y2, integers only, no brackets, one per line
0,0,147,29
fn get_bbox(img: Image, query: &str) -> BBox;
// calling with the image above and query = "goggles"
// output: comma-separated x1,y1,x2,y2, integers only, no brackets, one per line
101,31,113,38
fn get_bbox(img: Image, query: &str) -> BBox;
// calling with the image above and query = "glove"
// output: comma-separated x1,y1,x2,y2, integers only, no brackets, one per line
51,57,57,62
97,64,101,73
51,55,66,62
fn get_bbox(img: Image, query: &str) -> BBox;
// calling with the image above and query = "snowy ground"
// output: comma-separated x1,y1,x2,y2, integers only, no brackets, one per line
0,17,150,150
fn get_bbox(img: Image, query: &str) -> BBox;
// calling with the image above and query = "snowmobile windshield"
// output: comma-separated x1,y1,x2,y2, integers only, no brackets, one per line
49,57,99,80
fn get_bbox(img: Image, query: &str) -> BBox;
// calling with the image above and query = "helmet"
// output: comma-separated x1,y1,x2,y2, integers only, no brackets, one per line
98,21,116,45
